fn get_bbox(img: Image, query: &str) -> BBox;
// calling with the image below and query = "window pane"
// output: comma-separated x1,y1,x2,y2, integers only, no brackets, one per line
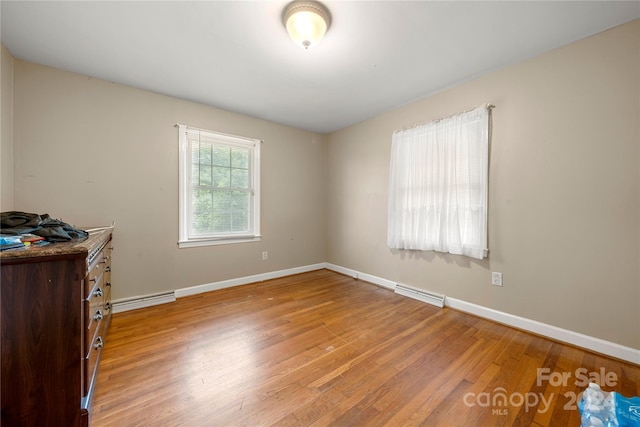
230,190,249,231
213,166,231,188
231,168,249,188
192,189,213,235
200,165,212,186
191,142,200,164
213,146,230,167
207,190,250,233
211,190,242,232
211,213,230,233
200,143,212,165
191,189,249,234
191,163,200,185
230,190,248,210
212,189,229,212
231,213,248,231
212,190,232,232
231,147,249,169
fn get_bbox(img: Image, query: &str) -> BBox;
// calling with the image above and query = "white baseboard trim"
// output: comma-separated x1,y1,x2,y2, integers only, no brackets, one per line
326,263,640,365
324,263,396,289
110,262,640,364
174,263,327,298
112,263,326,313
112,292,176,313
445,297,640,365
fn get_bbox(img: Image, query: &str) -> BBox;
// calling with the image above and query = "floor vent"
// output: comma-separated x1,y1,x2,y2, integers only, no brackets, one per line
112,291,176,313
394,284,445,308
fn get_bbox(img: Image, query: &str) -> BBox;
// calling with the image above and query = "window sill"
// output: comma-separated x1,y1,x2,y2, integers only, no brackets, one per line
178,236,261,248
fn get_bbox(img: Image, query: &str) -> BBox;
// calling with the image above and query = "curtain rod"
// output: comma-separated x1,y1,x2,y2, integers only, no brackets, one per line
397,103,495,133
427,103,494,124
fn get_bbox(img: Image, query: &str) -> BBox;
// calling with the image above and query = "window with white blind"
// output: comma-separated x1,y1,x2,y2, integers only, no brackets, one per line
178,125,261,248
387,105,490,260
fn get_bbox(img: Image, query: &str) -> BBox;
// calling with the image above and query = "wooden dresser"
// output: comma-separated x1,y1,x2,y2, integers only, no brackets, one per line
1,229,113,427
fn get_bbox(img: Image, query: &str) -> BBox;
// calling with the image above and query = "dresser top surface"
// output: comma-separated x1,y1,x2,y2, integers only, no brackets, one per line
0,228,112,262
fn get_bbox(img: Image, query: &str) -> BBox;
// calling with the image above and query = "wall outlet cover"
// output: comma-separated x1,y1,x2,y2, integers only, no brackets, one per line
492,272,503,286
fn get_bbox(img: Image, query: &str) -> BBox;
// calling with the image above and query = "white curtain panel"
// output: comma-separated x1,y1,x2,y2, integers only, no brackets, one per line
387,105,489,260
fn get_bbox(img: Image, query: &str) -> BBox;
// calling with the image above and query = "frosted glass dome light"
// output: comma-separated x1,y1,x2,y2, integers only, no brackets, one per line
283,1,331,49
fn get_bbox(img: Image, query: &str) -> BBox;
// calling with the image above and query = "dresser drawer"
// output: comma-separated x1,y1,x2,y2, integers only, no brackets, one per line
86,282,105,324
85,331,104,395
87,252,106,285
85,283,105,353
84,242,109,358
86,307,104,358
81,232,114,419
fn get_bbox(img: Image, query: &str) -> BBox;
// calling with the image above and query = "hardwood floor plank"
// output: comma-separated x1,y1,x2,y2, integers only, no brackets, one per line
426,363,503,426
92,270,640,427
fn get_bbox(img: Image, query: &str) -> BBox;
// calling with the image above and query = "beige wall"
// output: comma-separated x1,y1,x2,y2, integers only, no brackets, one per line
12,61,327,300
1,44,14,211
326,20,640,349
7,20,639,350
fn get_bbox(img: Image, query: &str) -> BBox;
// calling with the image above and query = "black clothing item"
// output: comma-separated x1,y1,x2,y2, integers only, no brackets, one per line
0,211,88,242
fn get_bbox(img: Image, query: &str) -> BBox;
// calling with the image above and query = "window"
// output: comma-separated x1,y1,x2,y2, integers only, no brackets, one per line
387,105,490,259
178,125,261,248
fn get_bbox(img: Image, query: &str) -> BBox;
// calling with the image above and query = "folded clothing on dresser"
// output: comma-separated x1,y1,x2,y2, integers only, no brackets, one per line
0,211,88,242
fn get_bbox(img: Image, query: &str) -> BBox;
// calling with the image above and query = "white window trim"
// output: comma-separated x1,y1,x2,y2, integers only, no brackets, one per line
178,124,261,248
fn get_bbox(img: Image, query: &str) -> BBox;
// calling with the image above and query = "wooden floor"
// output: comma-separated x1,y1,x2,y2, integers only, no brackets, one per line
92,270,640,427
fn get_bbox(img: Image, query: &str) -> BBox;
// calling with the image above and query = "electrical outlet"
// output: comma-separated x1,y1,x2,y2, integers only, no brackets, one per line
492,272,503,286
262,251,268,261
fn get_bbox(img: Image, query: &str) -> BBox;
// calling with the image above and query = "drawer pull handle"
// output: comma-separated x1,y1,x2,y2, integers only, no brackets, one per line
105,281,111,287
105,302,111,312
94,336,103,349
94,310,103,320
94,288,103,297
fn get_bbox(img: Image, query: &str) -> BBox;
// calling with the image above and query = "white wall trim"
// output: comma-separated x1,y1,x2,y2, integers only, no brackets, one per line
112,263,326,313
174,263,327,298
325,263,640,365
444,297,640,365
112,292,176,313
324,263,396,289
111,262,640,364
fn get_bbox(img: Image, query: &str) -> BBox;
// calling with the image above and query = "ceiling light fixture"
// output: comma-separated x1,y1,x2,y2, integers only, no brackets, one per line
283,1,331,49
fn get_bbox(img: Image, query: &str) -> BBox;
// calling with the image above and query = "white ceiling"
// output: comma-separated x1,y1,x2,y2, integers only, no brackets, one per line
2,1,638,134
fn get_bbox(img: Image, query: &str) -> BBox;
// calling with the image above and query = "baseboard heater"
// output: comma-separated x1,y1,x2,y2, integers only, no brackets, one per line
394,284,445,308
112,291,176,313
